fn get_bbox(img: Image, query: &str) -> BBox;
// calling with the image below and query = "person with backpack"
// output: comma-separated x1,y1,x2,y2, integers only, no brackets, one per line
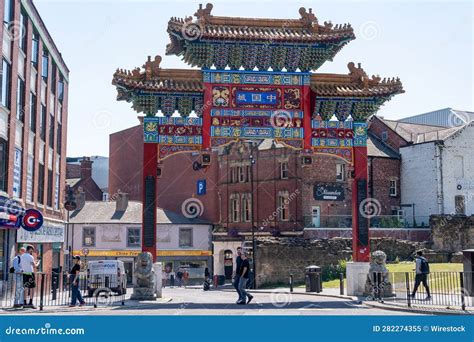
411,250,431,300
10,247,26,308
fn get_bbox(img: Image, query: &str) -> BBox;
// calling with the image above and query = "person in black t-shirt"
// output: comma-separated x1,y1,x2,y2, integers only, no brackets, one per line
233,247,243,302
69,256,85,307
237,251,253,305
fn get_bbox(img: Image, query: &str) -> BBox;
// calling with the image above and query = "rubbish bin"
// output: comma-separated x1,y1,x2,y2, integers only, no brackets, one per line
305,265,322,293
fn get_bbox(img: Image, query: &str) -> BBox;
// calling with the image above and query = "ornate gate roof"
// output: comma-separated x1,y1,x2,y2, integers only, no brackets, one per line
166,4,355,71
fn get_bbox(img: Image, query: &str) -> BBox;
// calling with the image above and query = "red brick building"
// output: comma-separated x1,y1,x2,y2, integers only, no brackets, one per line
109,123,402,231
109,122,403,279
0,0,69,279
66,157,103,202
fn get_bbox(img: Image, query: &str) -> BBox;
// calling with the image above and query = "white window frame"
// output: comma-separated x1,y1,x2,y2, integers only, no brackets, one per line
179,227,193,248
389,179,397,197
230,194,240,222
127,227,141,247
83,227,96,247
278,192,289,221
280,161,289,179
242,194,252,222
336,163,345,182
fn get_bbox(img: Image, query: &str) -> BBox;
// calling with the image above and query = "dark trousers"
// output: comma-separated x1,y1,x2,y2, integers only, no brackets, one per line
70,275,85,305
412,274,431,297
234,276,242,299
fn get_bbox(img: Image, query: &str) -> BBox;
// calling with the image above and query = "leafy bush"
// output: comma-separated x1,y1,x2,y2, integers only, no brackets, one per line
322,259,347,282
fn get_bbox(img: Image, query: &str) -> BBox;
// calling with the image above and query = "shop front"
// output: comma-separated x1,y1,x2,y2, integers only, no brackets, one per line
71,249,212,286
16,219,65,275
158,250,212,286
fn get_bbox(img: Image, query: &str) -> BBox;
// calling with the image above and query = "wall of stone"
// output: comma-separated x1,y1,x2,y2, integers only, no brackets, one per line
431,215,474,252
255,237,425,286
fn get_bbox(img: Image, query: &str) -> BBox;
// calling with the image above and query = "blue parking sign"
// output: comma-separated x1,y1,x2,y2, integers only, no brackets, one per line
197,180,206,195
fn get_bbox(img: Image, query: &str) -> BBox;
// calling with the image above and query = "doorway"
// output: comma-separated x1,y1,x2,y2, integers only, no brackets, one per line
124,261,133,285
312,206,321,228
224,250,233,280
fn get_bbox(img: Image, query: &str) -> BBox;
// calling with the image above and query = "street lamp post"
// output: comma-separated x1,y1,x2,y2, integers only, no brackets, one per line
249,152,257,289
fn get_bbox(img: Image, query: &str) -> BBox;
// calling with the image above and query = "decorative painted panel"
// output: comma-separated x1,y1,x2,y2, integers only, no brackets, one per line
143,117,203,144
353,122,368,147
311,120,367,161
203,70,310,86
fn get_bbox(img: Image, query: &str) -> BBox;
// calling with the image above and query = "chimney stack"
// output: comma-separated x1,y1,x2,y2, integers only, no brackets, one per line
116,192,129,212
80,157,92,180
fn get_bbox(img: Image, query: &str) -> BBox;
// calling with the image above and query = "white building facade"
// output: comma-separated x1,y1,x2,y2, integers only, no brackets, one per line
400,122,474,224
68,200,213,284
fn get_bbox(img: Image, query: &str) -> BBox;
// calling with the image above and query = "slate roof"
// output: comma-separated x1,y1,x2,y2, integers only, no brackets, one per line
69,201,211,225
367,132,400,159
381,119,460,144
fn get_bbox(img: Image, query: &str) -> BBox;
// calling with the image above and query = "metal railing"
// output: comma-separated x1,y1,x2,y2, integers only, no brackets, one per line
303,215,431,229
365,271,473,311
0,272,126,310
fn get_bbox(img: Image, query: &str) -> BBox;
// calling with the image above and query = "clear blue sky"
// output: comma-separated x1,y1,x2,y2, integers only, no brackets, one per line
34,0,473,157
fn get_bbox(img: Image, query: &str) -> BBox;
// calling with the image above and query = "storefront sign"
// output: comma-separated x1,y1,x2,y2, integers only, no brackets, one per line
12,148,22,198
17,220,65,243
72,249,213,257
26,156,34,201
314,183,345,201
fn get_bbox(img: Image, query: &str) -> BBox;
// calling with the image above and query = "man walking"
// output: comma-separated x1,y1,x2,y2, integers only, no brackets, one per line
69,255,85,307
233,247,243,303
11,247,25,308
411,250,431,300
20,245,40,308
237,251,253,305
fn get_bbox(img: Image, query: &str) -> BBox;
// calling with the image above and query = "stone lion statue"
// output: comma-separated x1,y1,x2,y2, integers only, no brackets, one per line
364,250,394,299
131,252,156,300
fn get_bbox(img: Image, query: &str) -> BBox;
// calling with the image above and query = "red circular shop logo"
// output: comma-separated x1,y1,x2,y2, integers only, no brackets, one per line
21,209,44,232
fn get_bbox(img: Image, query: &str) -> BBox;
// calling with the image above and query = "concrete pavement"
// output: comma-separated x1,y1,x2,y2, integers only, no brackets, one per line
1,287,424,315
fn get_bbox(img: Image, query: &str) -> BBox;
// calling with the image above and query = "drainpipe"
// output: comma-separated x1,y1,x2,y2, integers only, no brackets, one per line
217,191,222,224
434,141,444,214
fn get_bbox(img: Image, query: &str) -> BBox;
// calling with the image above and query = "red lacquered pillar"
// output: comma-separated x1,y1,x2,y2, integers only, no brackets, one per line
202,83,212,150
142,142,158,261
351,142,370,262
302,84,312,150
